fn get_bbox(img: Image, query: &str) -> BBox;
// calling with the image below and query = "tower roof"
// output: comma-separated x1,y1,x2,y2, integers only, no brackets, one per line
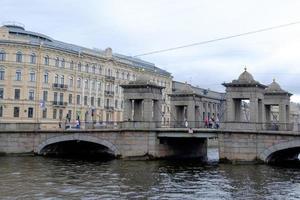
222,68,266,88
265,79,292,96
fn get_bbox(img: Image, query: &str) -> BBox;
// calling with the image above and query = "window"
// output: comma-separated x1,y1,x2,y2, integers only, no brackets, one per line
84,79,88,89
0,50,5,61
29,90,34,100
54,74,59,84
0,88,3,99
59,109,63,120
30,53,36,64
97,98,101,107
77,78,81,88
44,72,48,83
121,100,123,109
116,71,119,79
53,109,57,119
99,66,102,74
42,108,47,119
59,93,64,102
122,72,125,80
127,73,130,80
84,96,88,105
44,55,49,65
0,106,3,117
14,107,20,117
16,51,22,63
78,62,81,71
85,64,89,72
53,92,58,102
28,107,34,118
70,61,74,70
29,71,36,82
55,57,59,67
69,76,73,87
91,97,94,106
68,94,72,104
0,68,4,80
60,75,64,84
15,70,22,81
14,89,20,100
115,99,118,109
92,65,96,73
61,58,65,68
92,80,95,90
43,91,48,101
76,95,81,105
97,82,101,91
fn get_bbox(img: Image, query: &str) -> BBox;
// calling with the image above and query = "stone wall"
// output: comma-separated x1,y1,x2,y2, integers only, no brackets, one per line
0,129,208,160
218,130,300,163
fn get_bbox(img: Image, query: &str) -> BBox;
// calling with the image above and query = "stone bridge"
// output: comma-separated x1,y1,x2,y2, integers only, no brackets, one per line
2,127,300,163
0,128,215,160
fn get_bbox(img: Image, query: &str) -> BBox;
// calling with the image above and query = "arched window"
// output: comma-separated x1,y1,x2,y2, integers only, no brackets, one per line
16,51,22,63
54,74,59,84
43,72,48,83
0,50,6,61
78,62,81,71
28,89,35,100
55,57,59,67
29,71,36,82
61,58,65,68
60,75,64,84
15,70,22,81
0,67,5,80
97,82,101,92
44,55,49,65
69,76,73,87
77,78,81,88
30,53,36,64
85,64,89,72
84,79,89,89
70,61,74,70
92,80,96,90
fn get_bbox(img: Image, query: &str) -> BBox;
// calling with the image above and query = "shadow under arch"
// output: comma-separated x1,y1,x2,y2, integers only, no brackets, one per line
259,140,300,163
36,134,121,158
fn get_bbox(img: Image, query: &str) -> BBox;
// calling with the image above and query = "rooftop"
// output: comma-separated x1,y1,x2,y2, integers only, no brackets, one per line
0,23,171,77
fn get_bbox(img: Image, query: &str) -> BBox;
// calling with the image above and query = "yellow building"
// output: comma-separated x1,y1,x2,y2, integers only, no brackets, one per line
0,23,172,127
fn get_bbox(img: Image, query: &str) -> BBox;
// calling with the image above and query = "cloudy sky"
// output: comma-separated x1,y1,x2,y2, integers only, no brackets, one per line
2,0,300,101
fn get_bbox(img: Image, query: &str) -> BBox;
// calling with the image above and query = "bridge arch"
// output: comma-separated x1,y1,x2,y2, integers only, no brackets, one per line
36,134,121,157
259,140,300,163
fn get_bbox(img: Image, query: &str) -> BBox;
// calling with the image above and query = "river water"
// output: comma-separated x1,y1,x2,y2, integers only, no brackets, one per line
1,148,300,200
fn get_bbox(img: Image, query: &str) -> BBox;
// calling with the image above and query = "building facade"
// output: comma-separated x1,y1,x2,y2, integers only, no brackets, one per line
0,23,172,127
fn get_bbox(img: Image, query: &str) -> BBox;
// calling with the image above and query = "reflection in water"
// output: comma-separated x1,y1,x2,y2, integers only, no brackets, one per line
0,148,300,199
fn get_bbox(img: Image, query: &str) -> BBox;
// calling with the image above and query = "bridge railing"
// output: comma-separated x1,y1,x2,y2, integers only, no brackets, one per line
221,121,295,132
0,121,297,132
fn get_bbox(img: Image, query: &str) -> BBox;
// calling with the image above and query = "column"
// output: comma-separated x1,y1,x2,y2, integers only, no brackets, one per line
187,102,195,127
124,99,132,121
153,100,162,128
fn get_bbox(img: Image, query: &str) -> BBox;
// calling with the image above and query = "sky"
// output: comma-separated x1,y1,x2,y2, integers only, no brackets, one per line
2,0,300,102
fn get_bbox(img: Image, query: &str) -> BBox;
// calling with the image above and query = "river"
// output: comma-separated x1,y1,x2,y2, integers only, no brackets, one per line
0,148,300,200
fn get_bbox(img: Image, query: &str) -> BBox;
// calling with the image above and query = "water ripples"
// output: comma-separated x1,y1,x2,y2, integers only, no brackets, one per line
1,150,300,199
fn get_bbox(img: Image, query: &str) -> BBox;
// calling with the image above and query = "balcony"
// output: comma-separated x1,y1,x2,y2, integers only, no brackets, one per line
105,75,115,82
52,101,68,107
104,106,114,112
52,83,68,90
104,90,114,97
